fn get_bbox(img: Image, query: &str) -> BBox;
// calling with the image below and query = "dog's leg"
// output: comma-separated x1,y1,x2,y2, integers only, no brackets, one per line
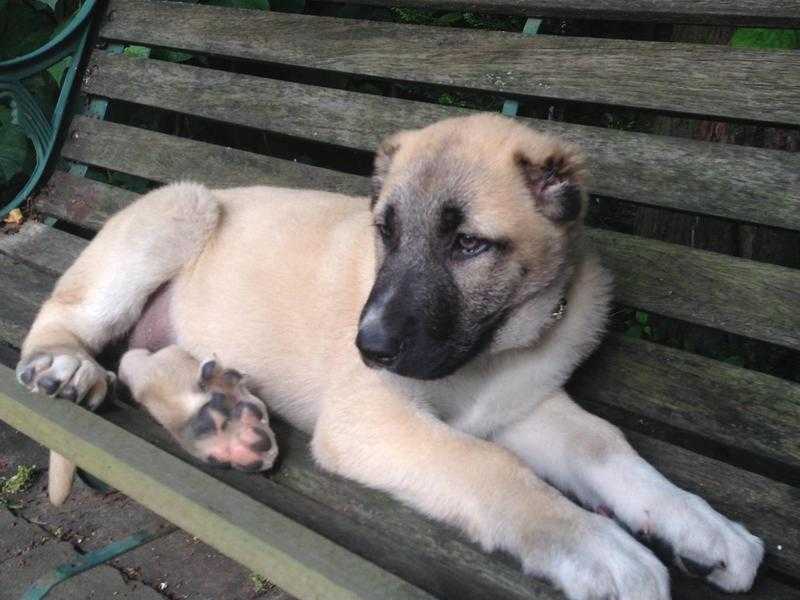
16,182,220,503
494,390,764,593
313,376,669,600
119,346,278,471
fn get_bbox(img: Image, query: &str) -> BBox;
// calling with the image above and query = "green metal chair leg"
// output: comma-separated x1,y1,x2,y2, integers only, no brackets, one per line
0,0,99,220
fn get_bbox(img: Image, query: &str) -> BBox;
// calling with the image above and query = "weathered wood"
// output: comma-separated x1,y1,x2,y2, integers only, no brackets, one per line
2,239,798,482
0,254,52,349
34,170,138,230
102,400,800,596
343,0,800,27
0,222,86,277
60,118,800,349
588,228,800,351
62,117,370,197
83,51,800,230
573,334,800,472
0,366,436,600
99,0,800,126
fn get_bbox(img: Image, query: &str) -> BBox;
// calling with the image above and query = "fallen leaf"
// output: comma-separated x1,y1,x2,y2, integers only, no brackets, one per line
3,208,23,225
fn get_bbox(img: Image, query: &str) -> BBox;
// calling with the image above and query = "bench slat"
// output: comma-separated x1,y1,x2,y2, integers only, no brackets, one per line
349,0,800,27
83,51,800,231
99,0,800,126
0,366,435,600
35,171,138,231
4,226,799,479
588,228,800,351
102,399,800,592
574,334,800,473
57,118,800,350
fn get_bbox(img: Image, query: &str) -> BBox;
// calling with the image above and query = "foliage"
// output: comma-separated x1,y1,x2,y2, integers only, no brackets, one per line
249,573,274,595
0,464,38,508
731,28,800,50
390,7,524,31
0,0,83,202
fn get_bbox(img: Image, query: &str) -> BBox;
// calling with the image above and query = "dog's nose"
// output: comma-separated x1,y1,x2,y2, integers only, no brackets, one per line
356,322,402,366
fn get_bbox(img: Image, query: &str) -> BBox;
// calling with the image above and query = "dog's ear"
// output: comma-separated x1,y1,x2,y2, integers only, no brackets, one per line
371,133,407,207
515,146,587,224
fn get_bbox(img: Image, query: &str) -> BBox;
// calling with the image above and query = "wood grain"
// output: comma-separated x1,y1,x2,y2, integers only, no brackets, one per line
574,334,800,472
57,118,800,349
105,401,800,596
98,0,800,126
346,0,800,27
61,117,369,197
588,228,800,351
34,170,138,231
83,51,800,230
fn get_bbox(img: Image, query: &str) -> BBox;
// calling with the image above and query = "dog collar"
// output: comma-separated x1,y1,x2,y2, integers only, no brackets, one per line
551,297,567,321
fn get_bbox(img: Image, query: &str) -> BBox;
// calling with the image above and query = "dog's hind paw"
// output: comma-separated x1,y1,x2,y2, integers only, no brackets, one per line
17,348,115,409
181,358,278,472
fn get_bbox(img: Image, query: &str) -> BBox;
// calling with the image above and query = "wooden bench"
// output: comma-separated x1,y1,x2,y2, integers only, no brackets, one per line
1,1,799,598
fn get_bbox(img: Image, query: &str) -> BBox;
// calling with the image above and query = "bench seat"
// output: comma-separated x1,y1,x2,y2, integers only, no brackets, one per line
1,0,798,598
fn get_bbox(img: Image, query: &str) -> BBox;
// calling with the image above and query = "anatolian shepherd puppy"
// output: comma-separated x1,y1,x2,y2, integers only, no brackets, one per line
17,114,763,600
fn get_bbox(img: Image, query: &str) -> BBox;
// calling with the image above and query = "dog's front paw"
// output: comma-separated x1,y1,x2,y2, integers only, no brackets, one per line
17,348,114,409
181,359,278,473
530,514,670,600
638,491,763,592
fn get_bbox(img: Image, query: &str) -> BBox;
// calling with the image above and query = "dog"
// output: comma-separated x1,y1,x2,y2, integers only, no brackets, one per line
16,114,763,599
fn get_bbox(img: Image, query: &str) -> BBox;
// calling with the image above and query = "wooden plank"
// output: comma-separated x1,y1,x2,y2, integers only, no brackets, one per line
83,51,800,230
103,400,800,597
345,0,800,27
588,229,800,351
2,236,798,481
99,0,800,126
62,117,369,197
0,366,435,600
34,170,138,230
59,118,800,349
0,222,86,277
573,334,800,472
0,254,52,349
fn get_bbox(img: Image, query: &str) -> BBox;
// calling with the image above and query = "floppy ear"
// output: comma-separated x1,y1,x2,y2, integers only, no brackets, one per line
371,133,405,207
515,146,587,224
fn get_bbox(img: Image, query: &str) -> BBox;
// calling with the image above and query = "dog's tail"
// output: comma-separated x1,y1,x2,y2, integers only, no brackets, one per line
49,452,77,505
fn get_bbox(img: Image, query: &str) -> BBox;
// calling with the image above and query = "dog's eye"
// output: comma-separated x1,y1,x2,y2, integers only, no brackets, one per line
375,222,392,240
453,234,492,258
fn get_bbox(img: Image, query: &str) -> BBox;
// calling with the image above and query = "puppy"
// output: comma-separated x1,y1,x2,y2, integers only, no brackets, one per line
18,114,763,599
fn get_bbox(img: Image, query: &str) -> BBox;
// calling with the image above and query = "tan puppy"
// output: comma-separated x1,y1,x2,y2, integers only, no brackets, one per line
17,114,762,599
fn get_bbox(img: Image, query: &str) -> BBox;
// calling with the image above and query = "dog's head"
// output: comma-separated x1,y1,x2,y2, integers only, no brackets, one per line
357,113,587,380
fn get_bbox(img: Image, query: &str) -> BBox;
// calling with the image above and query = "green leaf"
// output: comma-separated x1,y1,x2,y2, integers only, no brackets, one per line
124,45,151,58
203,0,269,9
23,71,60,118
0,124,34,186
0,1,55,60
437,12,462,25
635,310,649,326
722,355,745,367
151,48,193,62
731,28,800,50
47,56,72,86
269,0,306,12
0,105,12,128
623,325,642,339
